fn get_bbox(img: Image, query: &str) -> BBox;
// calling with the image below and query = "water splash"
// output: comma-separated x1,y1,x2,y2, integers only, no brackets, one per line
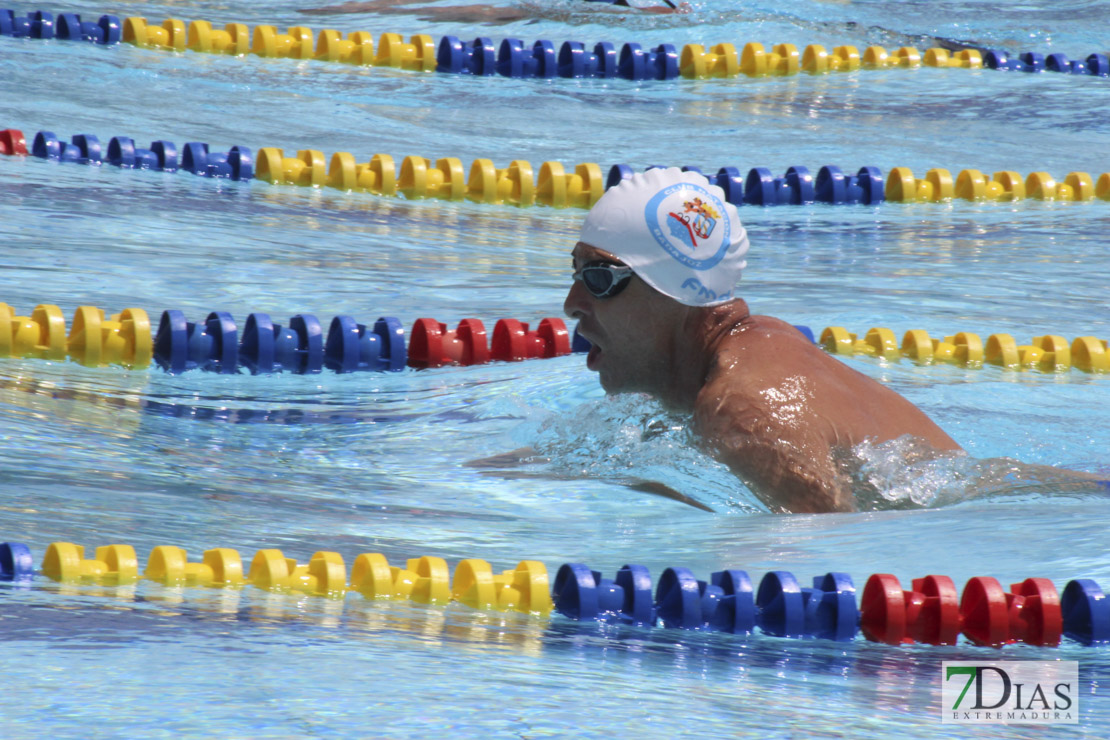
525,396,1110,514
527,393,765,513
850,435,1110,511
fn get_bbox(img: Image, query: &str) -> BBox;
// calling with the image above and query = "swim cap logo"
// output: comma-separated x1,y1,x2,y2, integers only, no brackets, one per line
644,183,731,271
681,277,731,303
667,197,719,248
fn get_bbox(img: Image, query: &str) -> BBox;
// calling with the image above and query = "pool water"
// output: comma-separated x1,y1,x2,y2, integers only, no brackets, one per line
2,0,1110,737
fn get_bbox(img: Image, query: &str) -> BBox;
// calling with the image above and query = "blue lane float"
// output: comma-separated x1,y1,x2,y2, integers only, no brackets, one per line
552,564,858,639
1061,579,1110,645
495,38,558,78
984,49,1110,76
1044,52,1110,76
0,8,121,43
29,130,253,180
814,165,886,205
154,310,405,375
552,563,657,626
437,36,497,76
107,137,177,170
654,566,756,632
0,7,56,39
324,316,407,373
56,10,118,43
985,50,1045,74
743,166,817,206
238,313,323,375
180,142,253,180
0,541,34,581
803,572,860,641
439,36,635,79
558,40,618,78
31,131,101,164
607,164,886,206
154,310,241,374
189,311,238,374
618,42,679,81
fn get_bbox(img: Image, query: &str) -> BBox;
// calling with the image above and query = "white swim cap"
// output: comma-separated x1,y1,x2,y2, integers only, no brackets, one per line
578,167,749,306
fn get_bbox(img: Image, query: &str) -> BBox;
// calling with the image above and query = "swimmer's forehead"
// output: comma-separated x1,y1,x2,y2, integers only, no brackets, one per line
572,241,626,268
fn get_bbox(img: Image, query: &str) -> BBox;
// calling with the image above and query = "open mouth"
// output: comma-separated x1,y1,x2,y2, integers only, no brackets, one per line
586,342,602,370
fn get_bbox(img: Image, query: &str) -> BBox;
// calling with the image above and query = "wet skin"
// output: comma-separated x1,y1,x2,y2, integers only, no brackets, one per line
564,241,963,514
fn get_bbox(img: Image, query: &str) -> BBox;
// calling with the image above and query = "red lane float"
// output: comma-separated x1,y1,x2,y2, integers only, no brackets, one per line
860,573,960,645
860,573,1062,647
408,318,490,368
961,576,1062,647
408,317,569,368
0,128,28,156
491,318,570,362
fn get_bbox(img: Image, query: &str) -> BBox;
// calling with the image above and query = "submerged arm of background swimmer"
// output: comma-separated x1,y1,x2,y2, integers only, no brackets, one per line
299,0,530,21
299,0,687,19
464,446,714,511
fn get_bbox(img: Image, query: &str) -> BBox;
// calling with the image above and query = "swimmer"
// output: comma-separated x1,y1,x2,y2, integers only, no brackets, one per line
300,0,687,21
564,167,962,514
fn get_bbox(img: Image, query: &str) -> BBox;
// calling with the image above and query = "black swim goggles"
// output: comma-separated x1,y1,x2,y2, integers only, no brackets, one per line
572,261,634,299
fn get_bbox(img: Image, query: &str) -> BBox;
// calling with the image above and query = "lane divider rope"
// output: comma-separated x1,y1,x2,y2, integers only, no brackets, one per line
792,325,1110,373
5,128,1110,209
2,540,1108,646
0,303,576,373
3,7,1108,83
4,303,1108,376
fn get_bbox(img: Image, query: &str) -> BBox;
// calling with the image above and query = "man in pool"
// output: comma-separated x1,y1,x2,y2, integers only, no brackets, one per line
564,167,963,514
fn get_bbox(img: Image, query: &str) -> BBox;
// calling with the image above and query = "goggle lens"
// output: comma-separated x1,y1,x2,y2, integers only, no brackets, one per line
574,263,632,298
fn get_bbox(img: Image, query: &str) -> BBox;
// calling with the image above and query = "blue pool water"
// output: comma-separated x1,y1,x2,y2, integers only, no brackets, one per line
2,0,1110,736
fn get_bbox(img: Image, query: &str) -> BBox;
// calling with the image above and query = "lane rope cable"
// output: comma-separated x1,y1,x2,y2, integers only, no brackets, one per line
2,540,1108,647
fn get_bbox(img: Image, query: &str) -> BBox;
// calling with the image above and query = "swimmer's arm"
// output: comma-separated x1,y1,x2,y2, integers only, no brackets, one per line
302,0,687,16
300,0,530,22
299,0,420,15
694,394,854,514
638,3,691,13
465,447,714,511
969,458,1110,496
464,446,544,468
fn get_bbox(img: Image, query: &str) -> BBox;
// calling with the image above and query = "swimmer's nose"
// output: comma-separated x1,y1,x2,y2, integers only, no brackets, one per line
563,278,590,320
